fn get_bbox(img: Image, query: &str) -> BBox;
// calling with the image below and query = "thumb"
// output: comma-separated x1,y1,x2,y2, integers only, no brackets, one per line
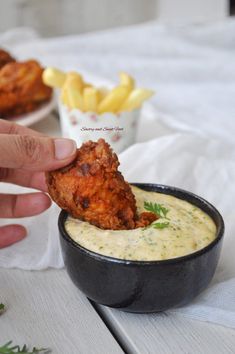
0,134,77,171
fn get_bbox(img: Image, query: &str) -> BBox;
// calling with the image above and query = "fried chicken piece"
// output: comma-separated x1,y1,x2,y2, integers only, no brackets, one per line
135,212,157,228
0,49,15,69
0,60,52,118
46,139,157,230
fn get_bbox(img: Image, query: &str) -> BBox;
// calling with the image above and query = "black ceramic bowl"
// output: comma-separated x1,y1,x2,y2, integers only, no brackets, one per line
58,183,224,313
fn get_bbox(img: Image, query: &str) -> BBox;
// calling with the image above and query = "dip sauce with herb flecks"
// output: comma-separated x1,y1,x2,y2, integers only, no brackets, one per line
65,186,217,261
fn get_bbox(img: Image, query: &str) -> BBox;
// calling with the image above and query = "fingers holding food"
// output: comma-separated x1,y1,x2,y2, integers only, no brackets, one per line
0,224,26,248
0,192,51,218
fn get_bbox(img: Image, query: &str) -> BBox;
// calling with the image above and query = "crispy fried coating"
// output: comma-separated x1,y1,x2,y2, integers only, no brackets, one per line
0,49,15,69
46,139,157,230
0,60,52,118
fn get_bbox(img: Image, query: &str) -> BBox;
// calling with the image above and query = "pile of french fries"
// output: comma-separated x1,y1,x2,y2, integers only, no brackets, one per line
42,67,154,114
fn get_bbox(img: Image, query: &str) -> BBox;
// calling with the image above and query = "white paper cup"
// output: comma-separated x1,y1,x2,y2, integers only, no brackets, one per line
59,102,140,153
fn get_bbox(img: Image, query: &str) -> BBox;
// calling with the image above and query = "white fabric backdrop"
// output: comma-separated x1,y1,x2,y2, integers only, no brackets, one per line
0,20,235,328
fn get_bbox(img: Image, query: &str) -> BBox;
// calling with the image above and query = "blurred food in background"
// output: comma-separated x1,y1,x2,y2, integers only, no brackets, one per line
0,48,52,119
0,49,15,69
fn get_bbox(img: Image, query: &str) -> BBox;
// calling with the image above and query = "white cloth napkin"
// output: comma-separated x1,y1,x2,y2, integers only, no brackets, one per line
0,20,235,329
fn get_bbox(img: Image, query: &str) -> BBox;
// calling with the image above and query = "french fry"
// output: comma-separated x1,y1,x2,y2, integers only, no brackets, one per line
66,72,84,92
120,89,154,112
67,87,83,110
62,73,84,110
98,86,130,114
42,67,66,88
83,82,93,89
97,87,109,103
83,87,98,112
119,72,135,90
43,65,154,113
60,86,69,106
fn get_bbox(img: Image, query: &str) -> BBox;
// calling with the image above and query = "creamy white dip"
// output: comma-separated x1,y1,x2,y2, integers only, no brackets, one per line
65,186,216,261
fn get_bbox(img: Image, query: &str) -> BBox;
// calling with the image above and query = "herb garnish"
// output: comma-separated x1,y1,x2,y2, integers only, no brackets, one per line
0,303,4,311
144,202,169,219
0,303,5,315
153,222,170,229
0,341,51,354
144,202,170,230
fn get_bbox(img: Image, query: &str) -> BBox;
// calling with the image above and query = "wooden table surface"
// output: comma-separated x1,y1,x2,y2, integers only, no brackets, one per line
1,115,235,354
2,267,235,354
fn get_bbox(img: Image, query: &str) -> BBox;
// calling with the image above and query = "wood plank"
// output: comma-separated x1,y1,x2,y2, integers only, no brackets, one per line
98,305,235,354
0,268,123,354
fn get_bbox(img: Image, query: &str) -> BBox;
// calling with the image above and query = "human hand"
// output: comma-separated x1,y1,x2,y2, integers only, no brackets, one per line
0,119,77,248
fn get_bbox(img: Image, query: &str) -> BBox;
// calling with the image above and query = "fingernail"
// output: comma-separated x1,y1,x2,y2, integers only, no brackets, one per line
54,139,77,160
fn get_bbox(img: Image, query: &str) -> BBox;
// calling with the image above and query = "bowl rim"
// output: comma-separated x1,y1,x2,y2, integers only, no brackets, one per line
58,183,225,266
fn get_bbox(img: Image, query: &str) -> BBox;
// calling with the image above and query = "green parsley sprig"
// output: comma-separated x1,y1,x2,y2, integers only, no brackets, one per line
0,303,5,314
0,341,51,354
144,202,169,219
144,202,170,230
152,222,170,229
